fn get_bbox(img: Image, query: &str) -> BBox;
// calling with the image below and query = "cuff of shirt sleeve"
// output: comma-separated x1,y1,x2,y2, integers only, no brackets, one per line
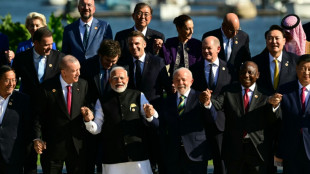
146,111,158,122
204,102,212,109
272,104,280,112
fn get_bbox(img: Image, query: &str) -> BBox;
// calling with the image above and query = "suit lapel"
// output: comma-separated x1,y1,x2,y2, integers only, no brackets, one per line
233,85,244,116
279,52,292,87
87,18,99,49
71,82,81,119
262,51,274,90
26,49,40,84
44,51,55,80
52,79,70,118
141,54,150,82
184,90,195,115
248,86,261,113
0,92,16,126
73,21,84,50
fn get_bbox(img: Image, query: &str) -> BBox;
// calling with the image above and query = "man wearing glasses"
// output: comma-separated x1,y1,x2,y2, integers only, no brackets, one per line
202,13,251,81
115,2,165,65
62,0,113,65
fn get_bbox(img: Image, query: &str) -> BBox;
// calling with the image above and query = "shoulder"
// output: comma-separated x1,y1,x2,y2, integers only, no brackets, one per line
147,53,165,64
115,28,133,36
15,48,33,61
51,49,65,57
252,49,268,63
64,20,79,30
12,91,30,101
147,28,164,37
283,51,299,62
95,18,110,27
202,28,221,38
236,30,249,38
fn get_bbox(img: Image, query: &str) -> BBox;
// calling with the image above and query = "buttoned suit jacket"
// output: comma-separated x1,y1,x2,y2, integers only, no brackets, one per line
62,18,113,64
277,81,310,161
210,83,280,163
34,76,88,160
115,27,165,64
162,37,202,75
202,28,251,80
0,91,31,167
160,89,214,170
125,53,171,107
13,48,64,99
252,49,299,95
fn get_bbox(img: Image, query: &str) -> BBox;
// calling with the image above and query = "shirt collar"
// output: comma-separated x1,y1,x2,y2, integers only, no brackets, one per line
177,88,191,99
134,26,147,36
269,52,283,63
298,81,310,91
204,58,219,68
221,27,229,41
241,83,256,92
59,74,72,89
33,49,44,59
79,18,93,28
0,93,12,101
133,52,146,63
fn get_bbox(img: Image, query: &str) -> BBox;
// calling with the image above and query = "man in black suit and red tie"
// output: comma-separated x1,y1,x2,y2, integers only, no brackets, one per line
202,13,251,80
191,36,232,174
34,55,89,174
0,66,31,174
115,2,165,64
203,61,282,174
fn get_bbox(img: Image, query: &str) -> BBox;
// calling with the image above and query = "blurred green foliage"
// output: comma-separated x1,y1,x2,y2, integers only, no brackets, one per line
0,13,77,51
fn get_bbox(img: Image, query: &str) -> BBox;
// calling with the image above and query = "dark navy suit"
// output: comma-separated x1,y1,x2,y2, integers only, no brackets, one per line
0,33,9,66
62,18,113,64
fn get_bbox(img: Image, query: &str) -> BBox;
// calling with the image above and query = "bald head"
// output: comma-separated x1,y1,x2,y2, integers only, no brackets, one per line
222,13,240,38
202,36,221,63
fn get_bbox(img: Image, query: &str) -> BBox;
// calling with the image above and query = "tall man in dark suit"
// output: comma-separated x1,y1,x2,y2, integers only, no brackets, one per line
62,0,113,64
0,66,31,174
275,54,310,174
12,27,64,174
203,61,282,174
191,36,231,174
253,25,299,95
34,55,88,174
202,13,251,80
160,67,214,174
115,2,165,64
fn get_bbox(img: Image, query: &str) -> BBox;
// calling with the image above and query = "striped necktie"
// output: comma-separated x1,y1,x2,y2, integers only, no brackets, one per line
178,95,186,116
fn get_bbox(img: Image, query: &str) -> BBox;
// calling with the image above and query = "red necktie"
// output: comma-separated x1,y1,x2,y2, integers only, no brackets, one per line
301,87,306,113
244,88,250,113
67,85,72,116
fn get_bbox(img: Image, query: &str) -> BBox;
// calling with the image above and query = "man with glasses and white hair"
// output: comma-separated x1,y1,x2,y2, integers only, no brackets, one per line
81,66,159,174
202,13,251,81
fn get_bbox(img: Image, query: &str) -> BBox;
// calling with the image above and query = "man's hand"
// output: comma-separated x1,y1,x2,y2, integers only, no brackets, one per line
143,104,155,118
153,38,163,55
81,106,94,122
4,50,14,63
34,139,46,154
268,93,282,108
199,88,213,106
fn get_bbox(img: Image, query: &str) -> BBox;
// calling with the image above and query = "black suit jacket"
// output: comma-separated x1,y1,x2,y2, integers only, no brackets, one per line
303,22,310,41
34,76,88,160
0,91,31,166
202,28,251,80
160,89,214,172
13,48,64,99
252,49,299,95
191,58,232,132
115,27,165,64
125,53,171,108
211,83,280,163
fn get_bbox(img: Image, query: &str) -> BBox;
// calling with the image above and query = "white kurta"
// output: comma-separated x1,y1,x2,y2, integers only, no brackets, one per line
102,160,153,174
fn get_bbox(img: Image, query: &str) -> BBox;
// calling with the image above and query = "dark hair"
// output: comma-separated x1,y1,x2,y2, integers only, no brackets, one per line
97,40,121,58
32,27,53,42
0,65,15,79
127,30,145,42
133,2,153,14
297,54,310,65
173,14,192,29
264,25,286,39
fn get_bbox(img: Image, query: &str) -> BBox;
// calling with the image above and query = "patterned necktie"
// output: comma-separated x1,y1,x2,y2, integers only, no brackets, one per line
66,85,72,116
178,95,186,116
273,59,279,90
135,60,142,89
243,88,250,113
83,24,89,48
209,63,215,90
38,55,45,83
301,86,306,113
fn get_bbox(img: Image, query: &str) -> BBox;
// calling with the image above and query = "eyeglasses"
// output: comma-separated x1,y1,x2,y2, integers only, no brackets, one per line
2,79,16,83
136,12,151,18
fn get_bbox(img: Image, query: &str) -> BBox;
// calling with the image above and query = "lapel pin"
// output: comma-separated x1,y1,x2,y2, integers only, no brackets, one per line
94,26,98,30
146,36,151,40
52,89,56,92
222,67,225,70
9,102,12,106
254,95,258,98
132,108,135,112
285,61,289,67
186,47,190,51
235,40,238,44
77,88,80,91
49,64,52,68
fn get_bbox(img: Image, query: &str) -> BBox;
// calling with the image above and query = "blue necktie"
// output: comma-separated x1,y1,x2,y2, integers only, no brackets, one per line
38,56,45,83
83,24,89,48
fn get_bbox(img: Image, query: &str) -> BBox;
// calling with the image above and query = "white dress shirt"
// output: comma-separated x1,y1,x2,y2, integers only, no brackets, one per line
204,58,219,86
134,25,147,36
79,18,93,42
0,93,12,125
269,52,283,85
59,75,72,105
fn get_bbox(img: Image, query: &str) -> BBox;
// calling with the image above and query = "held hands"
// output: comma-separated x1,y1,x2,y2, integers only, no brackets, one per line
143,104,155,118
268,93,282,108
4,50,14,63
153,38,163,55
81,106,94,122
34,139,46,154
199,88,213,106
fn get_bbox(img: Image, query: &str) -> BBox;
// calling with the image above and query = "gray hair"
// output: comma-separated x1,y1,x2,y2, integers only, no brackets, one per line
173,67,193,79
110,66,128,77
59,55,79,70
